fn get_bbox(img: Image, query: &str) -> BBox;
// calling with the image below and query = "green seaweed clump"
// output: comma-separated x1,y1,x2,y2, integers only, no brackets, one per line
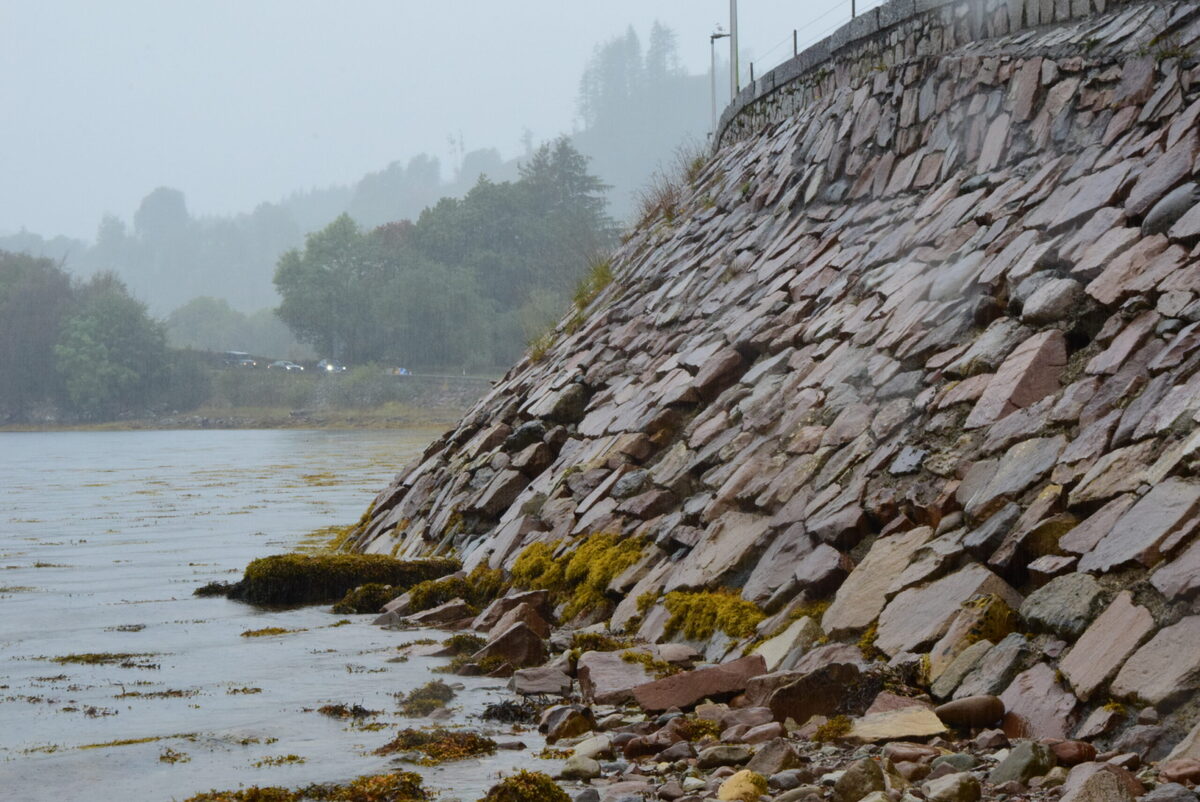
813,714,852,742
440,633,487,656
405,565,505,613
671,717,721,741
183,770,427,802
396,679,455,716
222,554,460,606
510,534,644,620
662,589,764,640
332,583,401,614
374,728,496,765
570,632,634,653
477,771,570,802
620,650,681,679
316,703,379,719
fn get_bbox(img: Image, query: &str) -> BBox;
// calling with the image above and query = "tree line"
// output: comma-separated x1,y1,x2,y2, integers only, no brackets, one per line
274,138,615,371
0,250,207,421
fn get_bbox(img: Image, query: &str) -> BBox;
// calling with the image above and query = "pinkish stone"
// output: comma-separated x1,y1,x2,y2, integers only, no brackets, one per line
1059,591,1155,702
966,331,1067,429
999,662,1079,739
631,655,767,712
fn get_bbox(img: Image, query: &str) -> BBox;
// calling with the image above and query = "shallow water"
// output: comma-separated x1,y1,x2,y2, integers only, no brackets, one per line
0,430,547,801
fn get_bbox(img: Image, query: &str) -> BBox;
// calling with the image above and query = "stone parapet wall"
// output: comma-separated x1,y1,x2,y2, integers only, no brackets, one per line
717,0,1155,147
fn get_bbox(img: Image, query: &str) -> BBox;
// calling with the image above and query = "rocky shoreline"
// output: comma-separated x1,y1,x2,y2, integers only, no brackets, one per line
328,2,1200,802
371,586,1200,802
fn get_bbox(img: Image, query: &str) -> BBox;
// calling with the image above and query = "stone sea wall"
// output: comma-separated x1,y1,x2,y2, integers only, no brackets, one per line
717,0,1150,148
355,0,1200,763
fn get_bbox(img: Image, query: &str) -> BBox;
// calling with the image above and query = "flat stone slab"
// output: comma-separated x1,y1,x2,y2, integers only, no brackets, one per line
1079,478,1200,572
578,649,656,704
1000,662,1079,739
1151,538,1200,600
848,707,947,743
1111,615,1200,705
1059,591,1155,702
822,526,933,637
632,655,767,712
876,564,1022,657
965,330,1067,429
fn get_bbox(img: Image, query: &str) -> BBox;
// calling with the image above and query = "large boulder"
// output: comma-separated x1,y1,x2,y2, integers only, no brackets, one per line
1018,574,1108,638
472,621,547,668
577,649,655,704
472,590,553,631
765,663,881,724
923,772,981,802
999,663,1079,739
539,704,595,743
488,601,551,640
876,565,1022,656
509,666,572,696
631,655,766,712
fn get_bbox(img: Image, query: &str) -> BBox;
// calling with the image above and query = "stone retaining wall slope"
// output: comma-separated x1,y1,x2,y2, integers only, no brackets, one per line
355,0,1200,759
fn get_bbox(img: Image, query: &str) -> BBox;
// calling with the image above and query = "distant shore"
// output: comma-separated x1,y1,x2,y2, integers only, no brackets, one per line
0,402,467,433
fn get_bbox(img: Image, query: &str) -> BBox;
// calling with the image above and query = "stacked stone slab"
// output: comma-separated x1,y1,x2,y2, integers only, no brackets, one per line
355,0,1200,760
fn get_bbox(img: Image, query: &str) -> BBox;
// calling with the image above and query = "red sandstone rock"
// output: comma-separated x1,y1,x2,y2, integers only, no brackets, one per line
965,330,1067,429
999,663,1079,740
471,621,546,669
1059,591,1154,702
632,655,767,712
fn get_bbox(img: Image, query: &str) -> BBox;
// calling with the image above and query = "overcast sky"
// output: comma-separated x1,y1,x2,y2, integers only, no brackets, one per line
1,0,880,239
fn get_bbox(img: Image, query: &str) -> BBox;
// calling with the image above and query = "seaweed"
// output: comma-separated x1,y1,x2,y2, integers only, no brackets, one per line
183,770,427,802
331,583,401,615
209,554,460,606
395,679,455,716
509,534,644,620
661,590,764,640
477,771,570,802
373,728,496,765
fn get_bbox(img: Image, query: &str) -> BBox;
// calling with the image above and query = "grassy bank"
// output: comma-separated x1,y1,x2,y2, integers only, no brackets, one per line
0,401,466,432
0,366,494,432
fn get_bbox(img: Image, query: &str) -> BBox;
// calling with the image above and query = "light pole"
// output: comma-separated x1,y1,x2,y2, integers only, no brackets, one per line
730,0,740,97
710,30,730,133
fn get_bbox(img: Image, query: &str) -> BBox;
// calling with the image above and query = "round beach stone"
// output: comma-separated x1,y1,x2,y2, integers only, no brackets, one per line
934,695,1004,729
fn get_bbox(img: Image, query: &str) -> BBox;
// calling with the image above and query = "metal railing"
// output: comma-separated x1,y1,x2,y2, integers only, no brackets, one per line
739,0,889,93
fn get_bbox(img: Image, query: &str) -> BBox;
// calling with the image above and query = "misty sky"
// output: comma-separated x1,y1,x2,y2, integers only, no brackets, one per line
2,0,882,239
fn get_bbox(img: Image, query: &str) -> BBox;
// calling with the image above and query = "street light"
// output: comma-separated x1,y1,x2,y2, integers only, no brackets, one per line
730,0,740,98
710,29,730,134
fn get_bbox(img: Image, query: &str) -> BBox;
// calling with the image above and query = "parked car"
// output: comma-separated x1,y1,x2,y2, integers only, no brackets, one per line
222,350,251,367
316,359,347,373
268,360,304,372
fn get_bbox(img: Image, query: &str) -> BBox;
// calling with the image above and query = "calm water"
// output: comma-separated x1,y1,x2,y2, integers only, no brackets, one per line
0,430,545,801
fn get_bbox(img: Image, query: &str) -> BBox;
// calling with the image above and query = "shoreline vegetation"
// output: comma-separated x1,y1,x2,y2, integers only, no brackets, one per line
0,401,469,433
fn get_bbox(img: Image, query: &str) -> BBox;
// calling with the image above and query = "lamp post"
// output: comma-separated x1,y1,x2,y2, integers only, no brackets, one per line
730,0,740,98
710,30,730,134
